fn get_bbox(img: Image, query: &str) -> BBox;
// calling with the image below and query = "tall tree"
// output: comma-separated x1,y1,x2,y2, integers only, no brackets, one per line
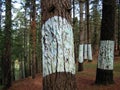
30,0,36,79
2,0,12,88
0,0,2,85
78,0,85,71
86,0,92,62
118,0,120,55
91,0,101,54
41,0,76,89
95,0,116,85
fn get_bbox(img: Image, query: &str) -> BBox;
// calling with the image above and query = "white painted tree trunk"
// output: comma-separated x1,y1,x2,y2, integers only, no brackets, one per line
83,44,92,61
42,16,75,77
84,44,88,60
98,40,114,70
88,44,92,61
78,44,84,63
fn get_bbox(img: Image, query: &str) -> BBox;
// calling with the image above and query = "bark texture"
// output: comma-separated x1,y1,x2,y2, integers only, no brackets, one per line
95,0,116,85
31,0,36,79
78,1,84,71
43,72,76,90
2,0,12,88
41,0,76,90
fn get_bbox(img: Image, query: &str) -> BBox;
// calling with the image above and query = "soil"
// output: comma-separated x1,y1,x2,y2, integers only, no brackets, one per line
8,56,120,90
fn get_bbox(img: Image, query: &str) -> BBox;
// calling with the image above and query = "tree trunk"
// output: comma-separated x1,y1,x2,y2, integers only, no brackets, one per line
78,0,84,72
95,0,116,85
92,0,100,55
2,0,12,88
118,0,120,55
41,0,76,90
0,0,2,85
31,0,36,79
86,0,92,62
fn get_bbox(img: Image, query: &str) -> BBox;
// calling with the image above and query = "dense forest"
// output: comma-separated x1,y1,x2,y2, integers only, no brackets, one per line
0,0,120,90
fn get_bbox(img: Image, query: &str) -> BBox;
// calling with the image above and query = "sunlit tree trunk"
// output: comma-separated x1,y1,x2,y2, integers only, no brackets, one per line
95,0,116,85
31,0,36,79
41,0,76,89
2,0,12,88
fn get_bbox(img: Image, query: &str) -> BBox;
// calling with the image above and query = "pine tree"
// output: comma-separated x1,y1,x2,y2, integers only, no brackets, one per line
2,0,12,88
30,0,36,79
95,0,116,85
41,0,76,89
78,0,85,71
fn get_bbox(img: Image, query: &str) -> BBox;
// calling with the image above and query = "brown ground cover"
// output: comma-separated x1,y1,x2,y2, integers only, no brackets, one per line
8,56,120,90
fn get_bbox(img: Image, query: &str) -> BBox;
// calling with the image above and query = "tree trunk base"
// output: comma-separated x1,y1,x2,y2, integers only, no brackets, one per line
95,68,114,85
78,62,83,71
43,72,77,90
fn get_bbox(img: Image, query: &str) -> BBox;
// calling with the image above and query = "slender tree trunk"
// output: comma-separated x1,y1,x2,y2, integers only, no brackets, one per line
31,0,36,79
86,0,92,62
2,0,12,88
78,0,85,71
118,0,120,55
95,0,116,85
24,4,28,78
72,0,77,63
41,0,76,89
92,0,100,55
0,0,2,85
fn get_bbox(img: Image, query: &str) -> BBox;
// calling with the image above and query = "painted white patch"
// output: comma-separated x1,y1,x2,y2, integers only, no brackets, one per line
78,44,84,63
84,44,88,60
88,44,92,60
98,40,114,70
42,16,75,77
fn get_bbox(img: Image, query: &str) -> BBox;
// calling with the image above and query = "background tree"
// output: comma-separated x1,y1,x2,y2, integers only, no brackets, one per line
30,0,36,79
118,0,120,55
41,0,76,89
2,0,12,88
91,0,101,54
85,0,92,62
95,0,116,85
0,0,2,85
78,0,85,71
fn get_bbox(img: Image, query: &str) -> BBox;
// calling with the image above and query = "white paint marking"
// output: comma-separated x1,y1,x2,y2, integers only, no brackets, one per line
42,16,75,77
78,44,84,63
88,44,92,60
84,44,88,60
98,40,114,70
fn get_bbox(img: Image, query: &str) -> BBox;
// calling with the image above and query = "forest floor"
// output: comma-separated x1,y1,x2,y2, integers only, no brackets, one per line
7,56,120,90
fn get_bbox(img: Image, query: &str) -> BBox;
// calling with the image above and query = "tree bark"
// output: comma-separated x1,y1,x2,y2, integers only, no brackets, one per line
78,0,84,72
86,0,92,62
95,0,116,85
30,0,36,79
2,0,12,88
0,0,2,85
41,0,76,89
118,0,120,55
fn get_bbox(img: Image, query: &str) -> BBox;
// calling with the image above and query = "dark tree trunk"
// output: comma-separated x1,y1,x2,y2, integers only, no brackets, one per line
95,0,116,85
118,0,120,55
78,0,85,72
0,0,2,85
86,0,92,62
31,0,36,79
41,0,76,90
2,0,12,88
